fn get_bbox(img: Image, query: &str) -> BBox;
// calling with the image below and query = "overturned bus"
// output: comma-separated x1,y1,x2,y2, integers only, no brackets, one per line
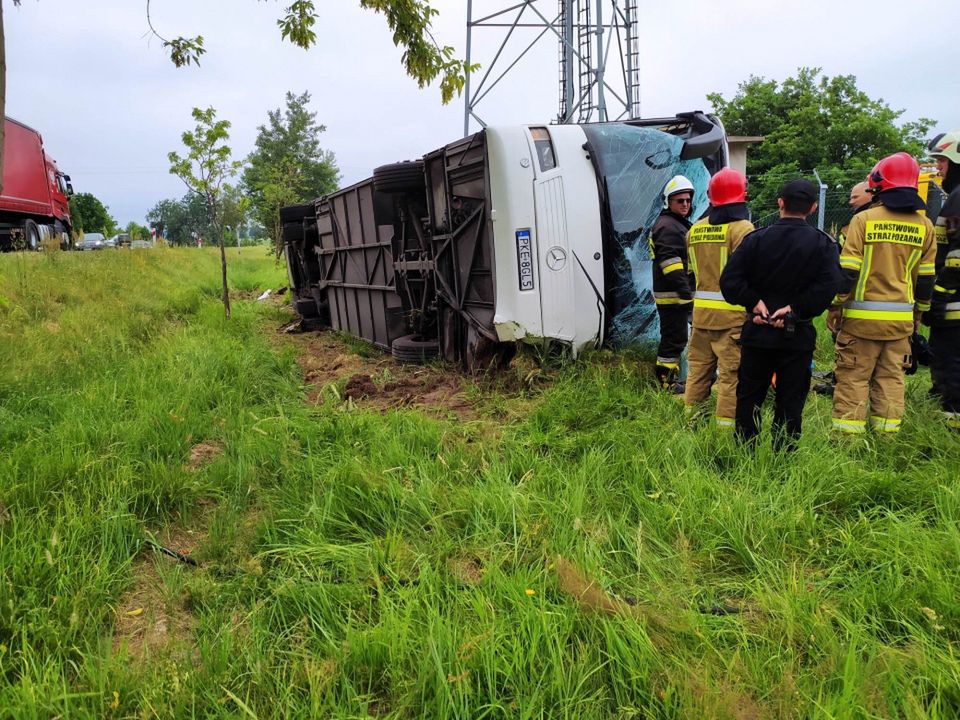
282,111,727,369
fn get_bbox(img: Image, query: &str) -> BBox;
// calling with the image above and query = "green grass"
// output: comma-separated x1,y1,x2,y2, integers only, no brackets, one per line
1,246,960,718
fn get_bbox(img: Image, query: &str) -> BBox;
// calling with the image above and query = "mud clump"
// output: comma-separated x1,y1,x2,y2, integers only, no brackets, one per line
344,374,378,399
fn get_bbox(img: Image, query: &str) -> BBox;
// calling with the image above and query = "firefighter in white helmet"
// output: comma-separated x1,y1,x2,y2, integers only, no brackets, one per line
649,175,695,391
924,131,960,427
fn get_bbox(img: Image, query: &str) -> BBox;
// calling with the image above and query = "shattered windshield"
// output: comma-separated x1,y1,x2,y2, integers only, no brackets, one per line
581,124,711,348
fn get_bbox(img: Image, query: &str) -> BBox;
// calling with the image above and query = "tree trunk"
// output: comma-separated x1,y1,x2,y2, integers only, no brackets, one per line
208,196,231,319
217,221,230,318
1,0,7,197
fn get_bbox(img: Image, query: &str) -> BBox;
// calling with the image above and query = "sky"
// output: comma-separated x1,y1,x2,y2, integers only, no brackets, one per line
5,0,959,227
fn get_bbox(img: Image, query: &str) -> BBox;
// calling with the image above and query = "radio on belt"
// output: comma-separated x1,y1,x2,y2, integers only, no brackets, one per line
515,229,535,290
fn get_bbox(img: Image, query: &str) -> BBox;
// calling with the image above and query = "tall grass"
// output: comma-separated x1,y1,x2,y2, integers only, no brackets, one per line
1,247,959,718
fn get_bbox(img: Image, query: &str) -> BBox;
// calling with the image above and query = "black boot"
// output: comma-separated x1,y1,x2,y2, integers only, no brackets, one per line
655,364,682,393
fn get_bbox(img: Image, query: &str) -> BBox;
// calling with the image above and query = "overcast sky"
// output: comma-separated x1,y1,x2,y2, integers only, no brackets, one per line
6,0,959,227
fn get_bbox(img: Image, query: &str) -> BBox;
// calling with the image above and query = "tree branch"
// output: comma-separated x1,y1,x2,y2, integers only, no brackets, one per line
146,0,206,67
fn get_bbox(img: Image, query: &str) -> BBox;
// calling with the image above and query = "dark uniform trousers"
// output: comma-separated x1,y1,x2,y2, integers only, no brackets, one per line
930,326,960,425
656,304,689,366
735,345,813,450
719,215,842,448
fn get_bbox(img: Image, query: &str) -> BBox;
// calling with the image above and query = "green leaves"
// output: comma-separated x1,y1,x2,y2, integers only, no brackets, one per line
163,35,206,68
359,0,468,104
156,1,468,105
69,192,116,236
241,91,339,253
277,0,317,49
709,67,936,210
168,107,241,201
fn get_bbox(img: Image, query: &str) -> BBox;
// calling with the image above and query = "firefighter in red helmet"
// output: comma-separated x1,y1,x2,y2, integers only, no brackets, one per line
683,168,755,427
828,152,937,434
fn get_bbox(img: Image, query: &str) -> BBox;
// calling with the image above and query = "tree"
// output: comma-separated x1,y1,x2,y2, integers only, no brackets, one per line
146,1,471,104
708,67,934,210
147,195,212,246
220,183,250,246
168,107,241,317
147,198,185,243
69,192,116,236
242,90,339,251
0,0,14,197
124,221,151,241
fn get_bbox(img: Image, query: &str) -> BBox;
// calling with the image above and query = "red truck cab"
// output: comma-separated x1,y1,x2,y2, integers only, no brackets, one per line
0,117,73,250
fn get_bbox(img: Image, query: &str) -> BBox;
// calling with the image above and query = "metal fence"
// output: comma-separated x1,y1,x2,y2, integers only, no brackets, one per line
747,173,946,236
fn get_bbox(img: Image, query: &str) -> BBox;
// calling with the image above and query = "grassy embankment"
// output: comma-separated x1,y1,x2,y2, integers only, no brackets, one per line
1,246,959,718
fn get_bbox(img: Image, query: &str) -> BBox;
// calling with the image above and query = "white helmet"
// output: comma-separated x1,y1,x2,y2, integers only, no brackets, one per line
662,175,694,208
928,131,960,164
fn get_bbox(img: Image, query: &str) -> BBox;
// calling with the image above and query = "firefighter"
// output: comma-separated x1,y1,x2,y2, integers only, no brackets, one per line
650,174,695,391
683,168,755,427
719,180,842,450
924,130,960,427
812,179,873,396
827,152,937,434
837,181,874,247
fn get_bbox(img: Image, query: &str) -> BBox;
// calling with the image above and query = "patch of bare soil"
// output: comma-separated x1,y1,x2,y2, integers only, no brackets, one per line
288,330,483,420
186,441,223,471
113,524,204,661
232,286,288,303
271,308,555,425
446,556,485,586
342,371,475,416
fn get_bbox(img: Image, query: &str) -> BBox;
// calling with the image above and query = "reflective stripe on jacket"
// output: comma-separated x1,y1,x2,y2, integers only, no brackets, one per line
927,186,960,327
649,211,693,305
835,205,936,340
686,218,754,329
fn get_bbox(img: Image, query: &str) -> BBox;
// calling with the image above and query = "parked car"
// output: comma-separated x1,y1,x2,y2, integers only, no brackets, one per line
77,232,106,251
130,239,153,249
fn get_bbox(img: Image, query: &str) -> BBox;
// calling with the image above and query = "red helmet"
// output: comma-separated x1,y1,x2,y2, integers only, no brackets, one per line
868,152,920,192
707,168,748,205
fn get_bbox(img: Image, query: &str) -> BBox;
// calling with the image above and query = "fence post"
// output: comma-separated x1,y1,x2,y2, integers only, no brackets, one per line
813,169,827,231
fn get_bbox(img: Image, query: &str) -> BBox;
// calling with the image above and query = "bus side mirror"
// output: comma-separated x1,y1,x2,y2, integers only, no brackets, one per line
63,174,74,195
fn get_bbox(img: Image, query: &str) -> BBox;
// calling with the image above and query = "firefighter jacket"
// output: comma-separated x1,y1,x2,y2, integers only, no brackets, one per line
649,210,693,306
720,218,842,352
927,186,960,327
834,197,936,340
838,200,875,247
686,204,755,330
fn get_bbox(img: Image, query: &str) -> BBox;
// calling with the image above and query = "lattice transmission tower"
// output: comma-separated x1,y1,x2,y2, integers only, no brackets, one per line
463,0,641,136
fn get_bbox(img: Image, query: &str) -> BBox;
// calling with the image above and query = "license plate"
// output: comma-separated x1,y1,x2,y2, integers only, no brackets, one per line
516,229,534,291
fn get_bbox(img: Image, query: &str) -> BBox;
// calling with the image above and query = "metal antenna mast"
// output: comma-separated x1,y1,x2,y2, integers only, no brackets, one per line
463,0,641,136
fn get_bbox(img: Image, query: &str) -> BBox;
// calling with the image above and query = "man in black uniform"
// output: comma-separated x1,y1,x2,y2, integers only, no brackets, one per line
925,131,960,427
649,174,695,391
719,180,842,450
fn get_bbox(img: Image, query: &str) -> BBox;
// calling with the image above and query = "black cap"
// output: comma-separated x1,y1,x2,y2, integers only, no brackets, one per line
778,179,818,203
